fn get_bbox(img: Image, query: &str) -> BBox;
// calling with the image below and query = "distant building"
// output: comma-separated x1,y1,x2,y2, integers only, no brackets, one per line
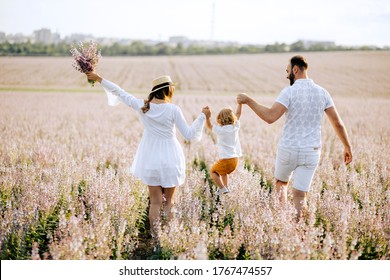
33,28,61,44
0,32,6,43
169,36,191,47
168,35,238,48
6,33,31,43
63,33,95,44
301,40,336,49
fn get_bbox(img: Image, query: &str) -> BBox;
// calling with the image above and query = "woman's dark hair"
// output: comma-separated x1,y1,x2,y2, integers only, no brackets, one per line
290,55,308,71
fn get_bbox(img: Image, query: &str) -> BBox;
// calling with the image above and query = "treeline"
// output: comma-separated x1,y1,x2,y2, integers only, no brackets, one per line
0,40,384,56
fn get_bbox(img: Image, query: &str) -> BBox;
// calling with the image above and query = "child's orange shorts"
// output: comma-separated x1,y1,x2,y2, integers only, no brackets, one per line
210,157,239,175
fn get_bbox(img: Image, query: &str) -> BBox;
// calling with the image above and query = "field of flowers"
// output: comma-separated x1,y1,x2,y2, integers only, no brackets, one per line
0,51,389,260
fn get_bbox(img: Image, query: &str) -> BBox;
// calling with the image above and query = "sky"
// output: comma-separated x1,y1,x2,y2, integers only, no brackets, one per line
0,0,389,46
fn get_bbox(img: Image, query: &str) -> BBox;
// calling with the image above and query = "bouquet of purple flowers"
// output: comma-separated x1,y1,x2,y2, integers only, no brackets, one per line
70,41,101,86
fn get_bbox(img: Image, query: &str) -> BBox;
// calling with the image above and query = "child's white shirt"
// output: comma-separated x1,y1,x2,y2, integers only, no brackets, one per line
212,120,242,159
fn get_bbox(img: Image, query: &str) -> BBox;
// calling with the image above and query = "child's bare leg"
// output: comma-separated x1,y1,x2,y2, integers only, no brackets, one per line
211,171,224,189
221,174,228,187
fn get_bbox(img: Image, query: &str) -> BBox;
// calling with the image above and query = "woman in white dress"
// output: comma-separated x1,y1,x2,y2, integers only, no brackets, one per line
86,72,209,235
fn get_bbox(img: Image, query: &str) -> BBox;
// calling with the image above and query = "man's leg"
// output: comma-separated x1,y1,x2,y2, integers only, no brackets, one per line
292,188,307,219
293,151,320,219
275,179,288,204
274,147,294,205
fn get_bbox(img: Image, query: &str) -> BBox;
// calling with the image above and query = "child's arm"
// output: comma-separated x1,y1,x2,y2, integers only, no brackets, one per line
236,103,242,120
202,106,212,130
205,117,213,130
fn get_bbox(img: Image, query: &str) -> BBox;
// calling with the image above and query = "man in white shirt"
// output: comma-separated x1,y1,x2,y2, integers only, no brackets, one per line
237,55,352,218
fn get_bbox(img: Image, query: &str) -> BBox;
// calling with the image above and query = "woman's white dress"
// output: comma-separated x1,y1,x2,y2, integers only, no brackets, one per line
101,79,206,188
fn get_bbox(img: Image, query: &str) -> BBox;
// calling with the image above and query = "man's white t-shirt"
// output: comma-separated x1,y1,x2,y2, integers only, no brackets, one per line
212,120,242,159
275,79,334,149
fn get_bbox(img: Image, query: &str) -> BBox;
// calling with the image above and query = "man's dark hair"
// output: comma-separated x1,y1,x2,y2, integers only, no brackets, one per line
290,55,308,71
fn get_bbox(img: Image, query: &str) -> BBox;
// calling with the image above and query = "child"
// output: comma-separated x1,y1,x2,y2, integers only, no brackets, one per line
204,103,242,195
86,72,209,236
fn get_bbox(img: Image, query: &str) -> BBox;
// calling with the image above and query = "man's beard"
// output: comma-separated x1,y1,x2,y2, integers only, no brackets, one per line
289,72,295,85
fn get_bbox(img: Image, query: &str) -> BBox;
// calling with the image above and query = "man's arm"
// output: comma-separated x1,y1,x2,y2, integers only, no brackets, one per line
237,93,286,124
325,106,353,165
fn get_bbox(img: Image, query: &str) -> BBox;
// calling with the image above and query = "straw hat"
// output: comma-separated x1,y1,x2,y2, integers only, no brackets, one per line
150,75,175,93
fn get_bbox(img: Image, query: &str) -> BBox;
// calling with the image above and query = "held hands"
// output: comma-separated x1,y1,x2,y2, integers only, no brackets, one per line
202,106,212,130
237,93,249,104
202,106,211,118
86,72,103,83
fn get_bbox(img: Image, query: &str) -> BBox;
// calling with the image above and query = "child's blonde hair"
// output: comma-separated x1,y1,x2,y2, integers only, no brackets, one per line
217,107,237,126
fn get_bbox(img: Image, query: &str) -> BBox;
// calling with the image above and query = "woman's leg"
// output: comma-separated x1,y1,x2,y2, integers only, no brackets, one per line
162,187,176,222
148,186,163,236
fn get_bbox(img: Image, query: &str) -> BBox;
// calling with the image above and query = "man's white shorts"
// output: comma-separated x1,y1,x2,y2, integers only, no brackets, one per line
274,146,321,192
